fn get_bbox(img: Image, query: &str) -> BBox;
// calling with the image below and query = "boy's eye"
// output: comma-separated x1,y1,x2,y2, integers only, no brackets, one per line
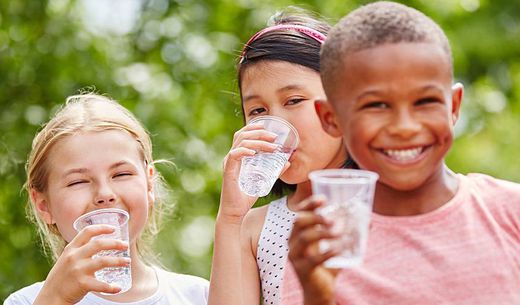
362,101,388,109
415,97,440,106
248,107,266,116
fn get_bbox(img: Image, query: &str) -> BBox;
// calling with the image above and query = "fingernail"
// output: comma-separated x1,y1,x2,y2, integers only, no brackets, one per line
267,132,278,138
110,284,122,292
104,225,116,231
313,194,326,201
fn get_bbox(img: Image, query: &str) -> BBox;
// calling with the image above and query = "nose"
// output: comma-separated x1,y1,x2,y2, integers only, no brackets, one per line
94,182,116,206
386,108,421,139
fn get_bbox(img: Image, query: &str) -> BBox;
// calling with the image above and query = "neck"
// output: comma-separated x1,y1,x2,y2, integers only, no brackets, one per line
287,150,348,211
287,180,313,211
373,166,459,216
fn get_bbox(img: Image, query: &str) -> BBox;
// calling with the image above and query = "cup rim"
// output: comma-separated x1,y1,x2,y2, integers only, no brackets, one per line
247,115,299,148
308,169,379,184
73,208,129,231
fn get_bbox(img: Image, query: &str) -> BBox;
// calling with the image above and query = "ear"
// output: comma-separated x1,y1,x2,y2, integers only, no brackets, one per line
451,82,464,125
315,99,343,138
30,188,54,225
146,164,155,206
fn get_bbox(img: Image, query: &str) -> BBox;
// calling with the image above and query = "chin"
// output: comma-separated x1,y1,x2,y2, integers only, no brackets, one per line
381,177,428,192
280,170,307,185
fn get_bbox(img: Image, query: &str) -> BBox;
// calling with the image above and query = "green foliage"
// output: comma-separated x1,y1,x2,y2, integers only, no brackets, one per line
1,0,519,300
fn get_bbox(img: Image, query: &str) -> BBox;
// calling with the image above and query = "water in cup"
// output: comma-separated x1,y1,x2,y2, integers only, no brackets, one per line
317,197,371,267
238,116,299,197
73,208,131,294
309,169,378,268
239,149,290,197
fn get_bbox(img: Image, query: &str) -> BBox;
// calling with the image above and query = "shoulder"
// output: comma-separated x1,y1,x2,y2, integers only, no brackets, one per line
158,268,209,290
3,282,43,305
157,268,209,303
462,173,520,232
464,173,520,201
243,197,287,228
242,197,287,245
243,204,270,231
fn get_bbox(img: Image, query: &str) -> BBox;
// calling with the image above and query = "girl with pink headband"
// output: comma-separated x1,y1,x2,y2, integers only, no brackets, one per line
208,7,354,305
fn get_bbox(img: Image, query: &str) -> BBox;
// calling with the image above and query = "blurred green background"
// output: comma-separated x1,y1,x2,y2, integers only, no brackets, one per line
1,0,519,300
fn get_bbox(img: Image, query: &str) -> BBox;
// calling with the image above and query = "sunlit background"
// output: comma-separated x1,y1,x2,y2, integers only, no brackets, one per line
1,0,519,299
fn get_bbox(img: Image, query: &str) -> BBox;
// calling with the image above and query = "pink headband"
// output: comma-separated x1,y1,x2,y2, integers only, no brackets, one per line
239,24,327,64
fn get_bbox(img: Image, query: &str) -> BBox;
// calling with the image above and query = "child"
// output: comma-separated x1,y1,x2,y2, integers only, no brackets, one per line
208,8,353,305
281,2,520,305
4,94,209,305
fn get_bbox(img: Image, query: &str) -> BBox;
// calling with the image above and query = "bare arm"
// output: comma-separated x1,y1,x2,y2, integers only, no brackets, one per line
208,124,277,305
240,210,265,305
208,215,245,305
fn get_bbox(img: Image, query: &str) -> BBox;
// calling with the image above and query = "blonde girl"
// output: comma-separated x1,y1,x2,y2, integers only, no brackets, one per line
5,94,208,305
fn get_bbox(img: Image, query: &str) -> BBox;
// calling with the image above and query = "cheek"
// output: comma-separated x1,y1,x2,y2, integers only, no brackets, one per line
294,113,328,140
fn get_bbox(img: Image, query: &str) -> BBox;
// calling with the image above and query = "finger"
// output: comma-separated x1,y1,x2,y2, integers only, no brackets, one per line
296,248,340,271
86,255,132,274
70,225,117,247
289,227,337,257
87,278,124,295
82,238,129,258
232,129,278,147
222,148,256,172
292,212,330,232
235,139,279,153
295,195,327,212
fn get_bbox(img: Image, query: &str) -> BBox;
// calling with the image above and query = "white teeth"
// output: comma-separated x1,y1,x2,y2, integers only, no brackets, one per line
384,147,423,161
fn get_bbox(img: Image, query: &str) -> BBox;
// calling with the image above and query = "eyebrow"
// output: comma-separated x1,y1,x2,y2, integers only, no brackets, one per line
356,85,444,101
62,168,88,178
61,161,134,178
242,84,306,104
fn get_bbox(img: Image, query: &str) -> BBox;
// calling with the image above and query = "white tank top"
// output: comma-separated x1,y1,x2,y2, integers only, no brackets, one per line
256,196,297,305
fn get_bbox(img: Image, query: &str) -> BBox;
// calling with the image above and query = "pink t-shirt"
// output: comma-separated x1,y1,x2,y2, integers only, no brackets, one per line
281,174,520,305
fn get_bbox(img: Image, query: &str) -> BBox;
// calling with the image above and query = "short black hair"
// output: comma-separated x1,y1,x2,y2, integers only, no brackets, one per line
321,1,452,97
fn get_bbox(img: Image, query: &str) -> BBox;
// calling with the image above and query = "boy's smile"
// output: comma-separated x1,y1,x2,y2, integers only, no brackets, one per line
324,42,462,196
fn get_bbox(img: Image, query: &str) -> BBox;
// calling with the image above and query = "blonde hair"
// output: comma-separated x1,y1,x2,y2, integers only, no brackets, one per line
25,93,172,264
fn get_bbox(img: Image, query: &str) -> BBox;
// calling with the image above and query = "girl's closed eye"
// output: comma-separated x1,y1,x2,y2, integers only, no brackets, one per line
66,179,88,187
114,172,133,178
415,97,441,106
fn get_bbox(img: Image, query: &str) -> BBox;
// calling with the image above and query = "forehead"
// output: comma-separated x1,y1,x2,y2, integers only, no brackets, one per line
241,61,320,94
47,130,143,168
329,42,452,102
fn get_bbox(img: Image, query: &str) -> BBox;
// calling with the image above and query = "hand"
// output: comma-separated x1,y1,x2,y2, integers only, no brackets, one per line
219,122,284,223
288,196,341,305
34,225,131,305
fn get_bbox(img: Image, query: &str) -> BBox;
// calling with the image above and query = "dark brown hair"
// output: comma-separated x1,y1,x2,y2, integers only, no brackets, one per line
237,7,355,196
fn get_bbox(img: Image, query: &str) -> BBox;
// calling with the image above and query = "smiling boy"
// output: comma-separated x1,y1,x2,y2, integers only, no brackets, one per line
281,2,520,305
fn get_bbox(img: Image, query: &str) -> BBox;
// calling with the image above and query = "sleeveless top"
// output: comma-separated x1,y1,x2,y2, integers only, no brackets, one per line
256,196,297,305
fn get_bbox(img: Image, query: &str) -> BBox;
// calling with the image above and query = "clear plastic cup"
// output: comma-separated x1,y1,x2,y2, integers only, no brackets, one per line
73,208,131,294
309,169,379,268
238,116,299,197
